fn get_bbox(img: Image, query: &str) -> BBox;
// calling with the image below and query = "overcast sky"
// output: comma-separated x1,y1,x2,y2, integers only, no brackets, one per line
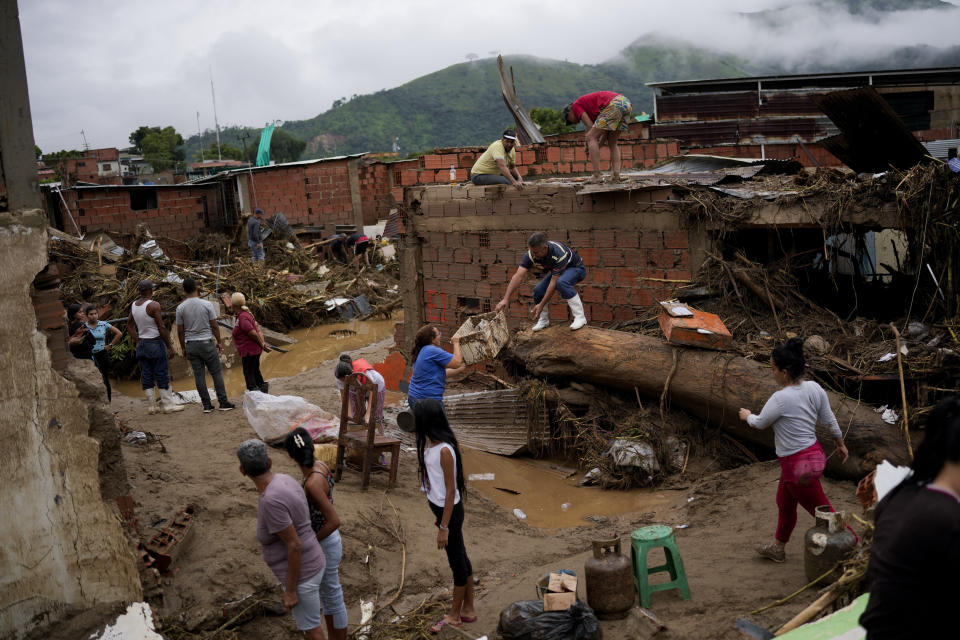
19,0,959,152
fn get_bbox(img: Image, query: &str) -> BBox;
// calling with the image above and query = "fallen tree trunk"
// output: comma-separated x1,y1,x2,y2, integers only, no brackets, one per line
505,326,910,479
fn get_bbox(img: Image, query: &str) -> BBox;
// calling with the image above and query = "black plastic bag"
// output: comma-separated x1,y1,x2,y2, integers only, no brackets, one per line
497,600,602,640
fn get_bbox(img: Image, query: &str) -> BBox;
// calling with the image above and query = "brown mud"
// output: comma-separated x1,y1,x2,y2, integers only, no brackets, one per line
104,334,864,640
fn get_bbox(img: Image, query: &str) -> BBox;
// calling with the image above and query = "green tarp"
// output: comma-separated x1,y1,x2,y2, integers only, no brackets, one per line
779,593,868,640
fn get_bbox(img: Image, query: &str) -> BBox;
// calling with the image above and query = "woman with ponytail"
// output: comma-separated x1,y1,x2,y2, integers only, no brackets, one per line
284,427,347,640
412,399,477,633
738,337,850,563
859,396,960,637
230,292,272,393
407,324,464,406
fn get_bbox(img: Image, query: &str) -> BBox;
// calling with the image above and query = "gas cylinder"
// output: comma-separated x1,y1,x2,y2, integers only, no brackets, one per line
804,506,857,585
584,537,634,619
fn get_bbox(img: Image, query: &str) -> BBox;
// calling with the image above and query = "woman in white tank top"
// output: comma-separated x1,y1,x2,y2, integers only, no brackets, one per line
413,398,477,633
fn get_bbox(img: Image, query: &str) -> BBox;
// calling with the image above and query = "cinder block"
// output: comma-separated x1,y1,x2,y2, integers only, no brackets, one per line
581,286,604,303
510,199,529,214
616,267,639,286
590,268,613,284
662,230,689,249
453,248,472,264
593,230,616,246
606,287,632,305
647,249,678,269
622,248,645,265
640,231,663,249
590,304,613,322
578,247,599,266
568,230,591,246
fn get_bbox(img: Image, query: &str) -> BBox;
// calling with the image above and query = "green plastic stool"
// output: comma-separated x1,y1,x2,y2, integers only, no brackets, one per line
630,525,691,608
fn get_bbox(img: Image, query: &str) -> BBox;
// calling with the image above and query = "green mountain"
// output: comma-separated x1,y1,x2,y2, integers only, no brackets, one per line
273,41,755,158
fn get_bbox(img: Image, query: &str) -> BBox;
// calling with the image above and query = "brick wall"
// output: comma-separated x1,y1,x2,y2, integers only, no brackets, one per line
62,184,220,241
398,183,700,351
358,161,394,224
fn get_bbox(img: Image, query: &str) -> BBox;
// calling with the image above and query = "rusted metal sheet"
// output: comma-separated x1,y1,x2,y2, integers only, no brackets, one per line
812,87,929,173
497,56,545,146
651,121,740,146
759,91,829,117
656,92,759,123
740,116,837,142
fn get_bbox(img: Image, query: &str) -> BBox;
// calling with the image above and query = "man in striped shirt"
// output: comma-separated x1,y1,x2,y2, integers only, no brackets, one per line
495,232,588,331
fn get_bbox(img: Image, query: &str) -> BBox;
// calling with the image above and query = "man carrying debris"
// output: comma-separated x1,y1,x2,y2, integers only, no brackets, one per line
345,231,371,268
494,232,588,331
128,280,184,414
469,128,525,188
248,208,266,263
176,278,235,413
562,91,633,183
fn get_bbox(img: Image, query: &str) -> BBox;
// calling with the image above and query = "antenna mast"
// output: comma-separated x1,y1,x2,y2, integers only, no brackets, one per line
196,111,204,163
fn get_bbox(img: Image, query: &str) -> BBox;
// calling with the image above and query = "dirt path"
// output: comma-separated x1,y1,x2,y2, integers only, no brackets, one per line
115,338,864,639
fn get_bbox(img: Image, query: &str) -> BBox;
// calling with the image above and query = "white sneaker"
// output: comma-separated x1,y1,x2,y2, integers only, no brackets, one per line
566,294,588,331
158,388,185,413
532,307,550,331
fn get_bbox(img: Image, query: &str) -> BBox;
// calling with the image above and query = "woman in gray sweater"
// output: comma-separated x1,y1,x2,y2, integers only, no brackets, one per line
738,337,850,563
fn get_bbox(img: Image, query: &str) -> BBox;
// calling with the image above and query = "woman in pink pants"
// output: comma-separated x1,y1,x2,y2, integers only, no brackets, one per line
738,337,850,563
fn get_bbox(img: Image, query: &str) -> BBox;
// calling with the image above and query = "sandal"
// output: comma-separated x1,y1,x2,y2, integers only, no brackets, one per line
430,619,462,634
460,615,478,623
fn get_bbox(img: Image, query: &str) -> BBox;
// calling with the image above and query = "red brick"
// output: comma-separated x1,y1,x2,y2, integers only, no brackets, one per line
557,162,571,173
662,230,689,249
432,262,450,278
606,287,632,305
568,230,591,246
581,286,604,303
615,267,639,286
599,248,625,266
647,249,678,269
632,288,656,306
590,268,613,284
613,306,636,322
546,147,561,162
593,230,616,246
590,304,613,322
615,232,639,248
453,248,472,263
665,268,692,281
640,231,663,249
578,247,599,266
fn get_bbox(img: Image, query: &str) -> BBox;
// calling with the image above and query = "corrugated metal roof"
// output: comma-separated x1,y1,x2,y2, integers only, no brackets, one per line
922,138,960,159
647,66,960,94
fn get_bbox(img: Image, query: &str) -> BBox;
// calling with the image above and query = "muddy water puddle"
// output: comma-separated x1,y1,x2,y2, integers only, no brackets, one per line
461,449,672,529
116,316,398,398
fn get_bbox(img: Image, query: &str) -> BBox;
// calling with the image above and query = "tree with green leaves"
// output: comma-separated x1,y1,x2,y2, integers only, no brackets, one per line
139,126,185,173
34,144,42,159
129,125,162,153
195,143,244,162
530,107,577,136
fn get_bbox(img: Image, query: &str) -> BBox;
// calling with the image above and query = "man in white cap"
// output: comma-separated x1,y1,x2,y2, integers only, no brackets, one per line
128,280,184,414
468,128,525,189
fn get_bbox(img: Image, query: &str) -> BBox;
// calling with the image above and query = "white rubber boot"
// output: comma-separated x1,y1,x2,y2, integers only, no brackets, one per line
144,388,158,415
158,387,185,413
567,294,588,331
531,307,550,331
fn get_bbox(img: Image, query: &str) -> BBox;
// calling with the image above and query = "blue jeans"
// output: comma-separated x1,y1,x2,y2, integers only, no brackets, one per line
318,530,348,630
532,265,586,302
291,568,325,631
470,173,510,185
249,242,265,262
136,338,169,389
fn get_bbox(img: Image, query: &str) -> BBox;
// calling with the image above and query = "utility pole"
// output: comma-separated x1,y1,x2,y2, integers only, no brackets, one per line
196,111,204,163
210,67,222,161
237,130,252,164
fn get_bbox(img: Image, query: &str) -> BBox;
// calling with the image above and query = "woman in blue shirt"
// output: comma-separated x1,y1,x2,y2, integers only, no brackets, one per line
407,324,465,405
84,304,122,402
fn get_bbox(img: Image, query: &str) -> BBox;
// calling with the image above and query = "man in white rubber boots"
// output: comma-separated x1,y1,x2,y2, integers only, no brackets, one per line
495,232,588,331
127,280,184,414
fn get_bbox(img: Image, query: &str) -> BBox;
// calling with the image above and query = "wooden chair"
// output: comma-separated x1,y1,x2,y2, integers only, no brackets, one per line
334,372,400,490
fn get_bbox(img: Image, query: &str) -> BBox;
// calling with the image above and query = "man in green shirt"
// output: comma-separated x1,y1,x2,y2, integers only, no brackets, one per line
469,128,525,189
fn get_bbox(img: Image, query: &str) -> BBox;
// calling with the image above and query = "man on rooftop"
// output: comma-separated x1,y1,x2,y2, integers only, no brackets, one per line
494,232,587,331
469,128,525,189
562,91,633,183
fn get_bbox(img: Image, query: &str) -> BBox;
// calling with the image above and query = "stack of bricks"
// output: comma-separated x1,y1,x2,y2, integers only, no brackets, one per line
392,136,679,188
399,183,698,349
63,185,219,241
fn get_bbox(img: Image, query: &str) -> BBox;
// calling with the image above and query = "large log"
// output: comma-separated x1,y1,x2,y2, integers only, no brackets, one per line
506,325,910,479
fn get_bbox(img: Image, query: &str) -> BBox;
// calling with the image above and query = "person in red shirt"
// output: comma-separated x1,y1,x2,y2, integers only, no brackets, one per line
562,91,633,183
230,291,272,393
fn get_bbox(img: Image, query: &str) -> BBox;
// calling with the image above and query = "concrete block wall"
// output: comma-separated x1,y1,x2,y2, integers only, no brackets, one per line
397,183,704,352
64,185,219,241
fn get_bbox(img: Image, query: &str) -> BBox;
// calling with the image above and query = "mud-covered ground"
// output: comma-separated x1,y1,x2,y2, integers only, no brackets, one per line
105,337,863,639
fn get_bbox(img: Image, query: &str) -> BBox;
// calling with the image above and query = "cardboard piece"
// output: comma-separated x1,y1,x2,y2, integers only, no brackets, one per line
543,571,578,612
544,591,577,612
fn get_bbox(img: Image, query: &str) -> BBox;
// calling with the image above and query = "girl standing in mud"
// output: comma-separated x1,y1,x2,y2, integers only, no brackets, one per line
284,427,347,640
413,398,477,633
738,337,850,563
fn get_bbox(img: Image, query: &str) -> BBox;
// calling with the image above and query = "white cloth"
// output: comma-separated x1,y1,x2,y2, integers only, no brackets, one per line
336,368,385,393
746,380,843,457
422,442,460,507
132,299,160,339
